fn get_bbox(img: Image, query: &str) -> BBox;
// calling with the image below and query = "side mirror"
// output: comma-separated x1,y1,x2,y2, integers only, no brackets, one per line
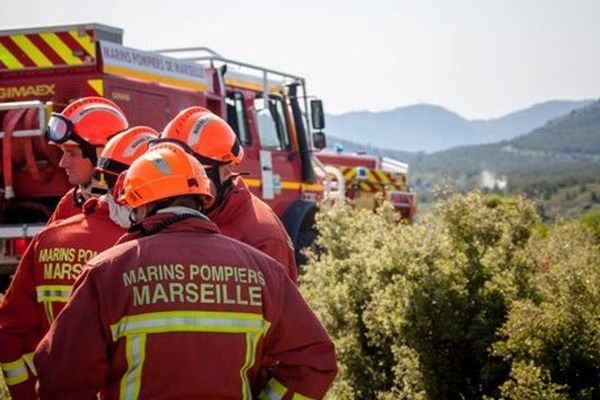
310,99,325,130
313,131,326,150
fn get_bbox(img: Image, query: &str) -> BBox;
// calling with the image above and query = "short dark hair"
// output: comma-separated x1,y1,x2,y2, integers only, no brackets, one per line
147,195,204,216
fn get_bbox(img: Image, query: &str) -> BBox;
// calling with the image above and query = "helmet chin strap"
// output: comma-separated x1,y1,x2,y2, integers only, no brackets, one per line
204,168,238,213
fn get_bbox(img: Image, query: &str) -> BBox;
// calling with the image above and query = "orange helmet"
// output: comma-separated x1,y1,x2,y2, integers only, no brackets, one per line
119,142,214,209
92,126,159,193
160,106,243,166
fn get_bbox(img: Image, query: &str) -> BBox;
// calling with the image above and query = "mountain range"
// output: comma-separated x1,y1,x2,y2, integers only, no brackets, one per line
325,99,594,153
323,98,600,219
413,98,600,176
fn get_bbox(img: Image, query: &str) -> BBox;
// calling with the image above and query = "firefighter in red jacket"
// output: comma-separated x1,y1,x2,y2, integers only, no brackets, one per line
0,127,156,400
159,106,298,282
45,96,129,224
34,143,337,399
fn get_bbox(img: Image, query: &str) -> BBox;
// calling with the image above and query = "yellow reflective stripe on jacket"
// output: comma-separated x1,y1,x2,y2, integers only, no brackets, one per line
120,334,146,400
37,285,72,324
258,378,316,400
36,285,72,302
240,332,261,399
110,310,270,340
112,311,270,399
259,378,288,400
42,301,54,325
292,393,315,400
22,352,36,376
0,357,29,386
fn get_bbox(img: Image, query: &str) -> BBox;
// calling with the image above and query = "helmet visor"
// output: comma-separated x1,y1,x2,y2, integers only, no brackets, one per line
45,113,74,143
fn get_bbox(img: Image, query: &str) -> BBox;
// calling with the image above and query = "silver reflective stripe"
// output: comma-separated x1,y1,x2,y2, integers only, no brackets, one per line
112,314,266,340
259,378,288,400
1,358,29,386
36,286,71,302
111,311,268,398
263,385,284,400
241,332,260,400
188,115,218,146
122,334,145,400
22,352,36,376
71,104,127,125
3,364,26,380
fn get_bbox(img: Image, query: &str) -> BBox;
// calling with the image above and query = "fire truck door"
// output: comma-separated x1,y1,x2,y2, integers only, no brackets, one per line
260,150,274,199
253,94,298,201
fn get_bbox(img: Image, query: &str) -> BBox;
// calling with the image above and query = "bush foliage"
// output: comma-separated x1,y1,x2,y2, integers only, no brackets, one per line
301,191,600,399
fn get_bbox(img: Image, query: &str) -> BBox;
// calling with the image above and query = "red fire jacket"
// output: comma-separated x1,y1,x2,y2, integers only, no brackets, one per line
46,187,85,224
0,198,125,400
209,177,298,283
34,213,337,399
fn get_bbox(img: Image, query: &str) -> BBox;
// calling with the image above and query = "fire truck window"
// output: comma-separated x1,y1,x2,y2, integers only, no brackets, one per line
274,98,291,149
225,93,250,146
254,96,290,151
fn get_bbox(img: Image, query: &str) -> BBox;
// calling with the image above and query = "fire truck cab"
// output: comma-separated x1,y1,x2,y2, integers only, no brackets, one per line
0,23,327,282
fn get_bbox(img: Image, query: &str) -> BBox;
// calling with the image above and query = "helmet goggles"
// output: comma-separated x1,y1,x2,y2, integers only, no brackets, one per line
45,112,89,146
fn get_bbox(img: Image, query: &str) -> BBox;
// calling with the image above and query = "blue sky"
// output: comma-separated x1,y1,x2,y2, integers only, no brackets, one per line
2,0,599,118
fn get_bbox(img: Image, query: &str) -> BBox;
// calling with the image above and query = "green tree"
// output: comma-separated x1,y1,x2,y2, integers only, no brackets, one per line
302,192,539,399
494,361,567,400
494,221,600,398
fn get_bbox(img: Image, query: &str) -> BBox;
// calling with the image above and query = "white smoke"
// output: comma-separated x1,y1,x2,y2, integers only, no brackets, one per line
480,170,507,190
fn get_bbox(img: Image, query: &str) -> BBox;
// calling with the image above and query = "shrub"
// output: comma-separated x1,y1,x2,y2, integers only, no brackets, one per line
302,192,540,399
301,201,405,399
580,208,600,241
494,221,600,398
493,361,567,400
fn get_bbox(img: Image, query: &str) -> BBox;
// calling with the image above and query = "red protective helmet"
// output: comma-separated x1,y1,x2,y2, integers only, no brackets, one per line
46,96,128,147
160,106,243,166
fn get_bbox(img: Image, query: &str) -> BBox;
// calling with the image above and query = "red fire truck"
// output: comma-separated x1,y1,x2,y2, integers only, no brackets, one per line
0,23,414,286
314,151,416,219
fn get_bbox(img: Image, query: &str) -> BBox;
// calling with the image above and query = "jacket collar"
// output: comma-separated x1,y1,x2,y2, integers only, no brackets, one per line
117,212,220,244
82,196,109,216
207,177,251,224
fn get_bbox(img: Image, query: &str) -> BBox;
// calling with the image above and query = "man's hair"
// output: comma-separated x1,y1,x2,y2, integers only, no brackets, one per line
147,195,203,215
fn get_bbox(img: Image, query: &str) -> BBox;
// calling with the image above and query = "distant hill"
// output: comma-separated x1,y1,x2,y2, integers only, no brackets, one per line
326,104,478,153
414,99,600,176
328,101,600,220
325,99,593,153
510,101,600,155
320,100,600,219
326,135,420,164
470,100,594,143
411,99,600,219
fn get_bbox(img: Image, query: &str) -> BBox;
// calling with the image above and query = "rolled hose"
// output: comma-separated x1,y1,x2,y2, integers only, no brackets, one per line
23,108,42,181
1,109,27,199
